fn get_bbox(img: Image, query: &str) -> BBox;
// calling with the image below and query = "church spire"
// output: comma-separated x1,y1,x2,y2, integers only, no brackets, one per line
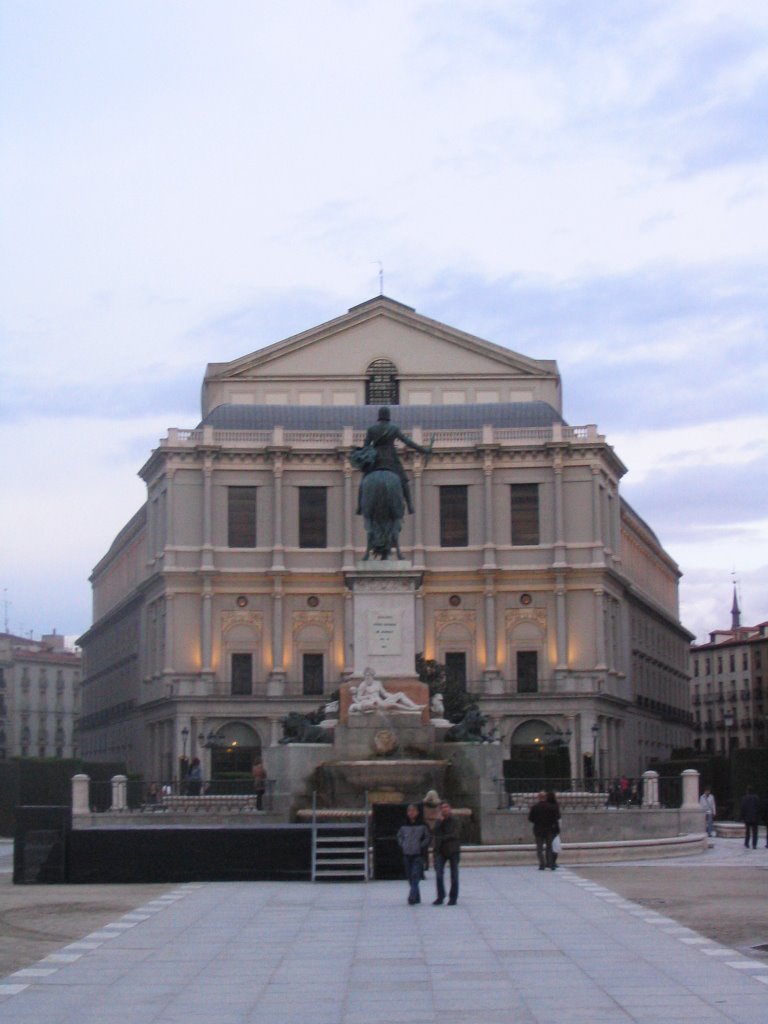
731,583,741,630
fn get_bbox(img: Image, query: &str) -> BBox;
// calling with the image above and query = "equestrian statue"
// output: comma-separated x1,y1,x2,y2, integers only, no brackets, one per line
350,406,432,560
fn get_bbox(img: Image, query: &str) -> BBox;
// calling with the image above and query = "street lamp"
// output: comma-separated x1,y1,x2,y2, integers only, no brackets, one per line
181,726,189,757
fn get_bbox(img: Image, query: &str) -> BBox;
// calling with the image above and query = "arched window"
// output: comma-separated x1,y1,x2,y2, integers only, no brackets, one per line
365,358,399,406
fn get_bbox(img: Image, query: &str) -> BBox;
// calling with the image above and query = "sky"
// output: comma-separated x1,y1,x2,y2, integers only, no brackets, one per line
1,0,766,646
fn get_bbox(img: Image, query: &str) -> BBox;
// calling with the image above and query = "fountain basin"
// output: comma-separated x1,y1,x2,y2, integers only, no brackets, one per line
320,759,448,805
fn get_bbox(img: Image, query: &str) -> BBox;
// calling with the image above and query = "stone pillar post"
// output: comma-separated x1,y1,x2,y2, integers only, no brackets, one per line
681,768,700,809
111,774,128,812
72,774,90,815
642,769,660,808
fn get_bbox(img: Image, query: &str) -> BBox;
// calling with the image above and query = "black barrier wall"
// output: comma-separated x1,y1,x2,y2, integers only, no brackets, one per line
14,809,313,884
69,826,313,883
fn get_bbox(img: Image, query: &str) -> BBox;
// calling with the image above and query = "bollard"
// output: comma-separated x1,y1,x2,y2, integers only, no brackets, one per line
72,774,91,815
111,774,128,812
680,768,701,809
642,769,660,808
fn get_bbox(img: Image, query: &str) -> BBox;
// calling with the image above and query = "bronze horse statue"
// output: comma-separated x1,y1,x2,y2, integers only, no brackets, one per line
358,468,405,560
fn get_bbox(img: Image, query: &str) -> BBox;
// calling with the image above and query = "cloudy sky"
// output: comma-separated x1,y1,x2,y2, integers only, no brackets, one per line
1,0,766,645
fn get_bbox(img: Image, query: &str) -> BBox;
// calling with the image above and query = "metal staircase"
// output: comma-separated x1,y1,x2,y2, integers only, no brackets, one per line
310,794,370,882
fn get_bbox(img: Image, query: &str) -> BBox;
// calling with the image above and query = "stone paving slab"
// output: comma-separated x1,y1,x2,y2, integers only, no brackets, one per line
2,862,768,1024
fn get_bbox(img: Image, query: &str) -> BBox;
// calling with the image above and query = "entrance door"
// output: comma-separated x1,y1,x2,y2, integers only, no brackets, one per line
445,652,467,691
302,653,324,696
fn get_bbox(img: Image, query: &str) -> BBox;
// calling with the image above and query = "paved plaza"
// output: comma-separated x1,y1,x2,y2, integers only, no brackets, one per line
1,839,767,1024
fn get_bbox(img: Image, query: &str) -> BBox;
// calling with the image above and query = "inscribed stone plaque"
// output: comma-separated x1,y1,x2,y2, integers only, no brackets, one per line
368,611,402,655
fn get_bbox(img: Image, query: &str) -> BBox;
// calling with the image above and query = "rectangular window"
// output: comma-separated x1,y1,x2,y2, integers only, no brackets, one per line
510,484,539,545
439,486,468,546
302,653,324,696
299,487,327,548
228,487,257,547
445,652,467,691
517,651,538,694
231,653,253,695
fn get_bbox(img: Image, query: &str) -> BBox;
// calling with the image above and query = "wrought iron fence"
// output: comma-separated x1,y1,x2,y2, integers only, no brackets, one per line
495,775,683,811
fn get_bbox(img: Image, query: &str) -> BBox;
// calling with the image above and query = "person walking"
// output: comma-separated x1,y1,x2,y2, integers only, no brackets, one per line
396,804,432,905
699,787,716,837
740,786,761,849
432,801,461,905
545,791,562,869
251,759,267,810
528,791,560,870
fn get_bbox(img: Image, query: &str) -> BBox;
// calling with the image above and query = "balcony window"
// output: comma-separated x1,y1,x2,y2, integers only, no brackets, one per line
299,487,327,548
439,486,468,547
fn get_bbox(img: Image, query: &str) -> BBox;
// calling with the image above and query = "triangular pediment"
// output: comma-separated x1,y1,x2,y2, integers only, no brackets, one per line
205,296,557,383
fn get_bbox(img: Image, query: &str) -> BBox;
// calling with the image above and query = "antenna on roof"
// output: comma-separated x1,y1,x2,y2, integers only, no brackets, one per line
370,260,383,295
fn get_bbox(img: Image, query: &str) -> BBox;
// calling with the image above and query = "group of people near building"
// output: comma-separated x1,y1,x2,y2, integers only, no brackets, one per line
396,789,563,905
699,785,768,848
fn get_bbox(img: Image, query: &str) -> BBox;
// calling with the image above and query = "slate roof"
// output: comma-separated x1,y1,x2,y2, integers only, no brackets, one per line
199,401,565,431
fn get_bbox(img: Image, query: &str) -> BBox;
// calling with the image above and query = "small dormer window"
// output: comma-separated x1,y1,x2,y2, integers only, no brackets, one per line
365,358,399,405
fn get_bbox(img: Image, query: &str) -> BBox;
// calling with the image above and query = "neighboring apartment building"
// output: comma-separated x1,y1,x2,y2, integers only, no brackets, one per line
77,296,692,783
0,631,81,759
691,591,768,754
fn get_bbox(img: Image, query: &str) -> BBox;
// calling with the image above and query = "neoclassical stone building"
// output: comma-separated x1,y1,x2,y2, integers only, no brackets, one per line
0,631,81,760
77,296,692,782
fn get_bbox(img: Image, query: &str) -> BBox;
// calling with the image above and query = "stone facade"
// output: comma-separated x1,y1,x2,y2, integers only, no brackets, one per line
0,632,81,759
77,296,692,783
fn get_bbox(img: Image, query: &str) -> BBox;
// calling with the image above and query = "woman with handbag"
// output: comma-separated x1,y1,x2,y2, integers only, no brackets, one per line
546,791,562,870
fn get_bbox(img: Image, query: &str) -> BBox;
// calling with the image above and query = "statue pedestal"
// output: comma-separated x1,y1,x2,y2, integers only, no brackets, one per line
345,563,423,678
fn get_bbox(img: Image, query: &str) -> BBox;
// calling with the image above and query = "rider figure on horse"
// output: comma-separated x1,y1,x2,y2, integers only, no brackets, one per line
355,406,432,514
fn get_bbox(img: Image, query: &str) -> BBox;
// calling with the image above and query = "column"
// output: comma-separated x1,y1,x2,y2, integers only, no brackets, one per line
163,593,174,675
482,450,496,570
343,589,354,677
271,453,285,571
594,588,607,670
267,578,286,693
555,576,568,671
342,460,355,570
164,468,175,568
412,460,425,568
591,466,603,564
201,583,213,676
483,576,500,690
553,458,566,566
415,589,425,660
201,459,214,571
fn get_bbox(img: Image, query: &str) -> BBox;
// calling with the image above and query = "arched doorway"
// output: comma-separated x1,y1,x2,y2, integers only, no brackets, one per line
504,719,570,791
208,722,262,788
